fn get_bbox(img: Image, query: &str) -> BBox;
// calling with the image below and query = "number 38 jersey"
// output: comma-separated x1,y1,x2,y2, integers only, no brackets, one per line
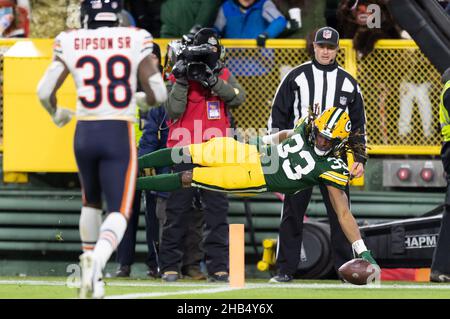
261,120,350,194
53,27,154,120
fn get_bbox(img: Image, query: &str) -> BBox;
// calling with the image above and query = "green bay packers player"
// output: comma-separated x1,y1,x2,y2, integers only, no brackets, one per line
137,106,377,266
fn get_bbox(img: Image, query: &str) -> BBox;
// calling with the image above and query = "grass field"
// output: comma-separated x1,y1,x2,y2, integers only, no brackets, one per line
0,277,449,299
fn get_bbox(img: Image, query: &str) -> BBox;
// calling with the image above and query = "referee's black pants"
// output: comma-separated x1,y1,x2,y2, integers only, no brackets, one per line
159,163,229,275
431,142,450,274
276,183,353,276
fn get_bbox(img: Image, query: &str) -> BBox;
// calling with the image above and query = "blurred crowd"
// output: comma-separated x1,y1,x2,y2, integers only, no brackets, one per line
2,0,447,53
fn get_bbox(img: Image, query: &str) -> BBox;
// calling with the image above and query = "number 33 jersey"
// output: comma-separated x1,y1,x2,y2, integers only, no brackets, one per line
261,121,350,194
53,27,154,120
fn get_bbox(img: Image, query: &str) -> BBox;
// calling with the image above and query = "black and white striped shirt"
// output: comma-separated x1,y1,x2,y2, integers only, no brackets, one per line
268,58,367,163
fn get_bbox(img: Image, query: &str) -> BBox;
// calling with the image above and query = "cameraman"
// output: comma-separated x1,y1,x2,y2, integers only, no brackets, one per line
159,28,245,282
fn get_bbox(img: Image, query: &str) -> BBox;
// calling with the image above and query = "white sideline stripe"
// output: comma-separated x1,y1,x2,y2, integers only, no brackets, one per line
106,287,234,299
0,280,214,288
0,280,450,290
247,283,450,290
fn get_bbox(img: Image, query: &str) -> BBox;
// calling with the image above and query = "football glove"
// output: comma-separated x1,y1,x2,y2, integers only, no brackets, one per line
52,107,74,128
172,60,188,85
136,91,159,112
359,250,377,265
200,64,218,88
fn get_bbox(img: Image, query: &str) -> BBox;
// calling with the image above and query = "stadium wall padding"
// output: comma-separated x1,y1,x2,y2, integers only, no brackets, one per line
387,0,450,73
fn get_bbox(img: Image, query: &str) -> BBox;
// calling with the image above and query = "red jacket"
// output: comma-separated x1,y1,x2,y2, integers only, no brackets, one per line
167,68,232,147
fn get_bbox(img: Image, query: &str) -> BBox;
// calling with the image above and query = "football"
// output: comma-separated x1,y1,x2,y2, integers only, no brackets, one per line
338,258,380,285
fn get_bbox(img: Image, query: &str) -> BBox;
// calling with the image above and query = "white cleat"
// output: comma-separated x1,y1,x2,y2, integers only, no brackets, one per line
79,251,105,299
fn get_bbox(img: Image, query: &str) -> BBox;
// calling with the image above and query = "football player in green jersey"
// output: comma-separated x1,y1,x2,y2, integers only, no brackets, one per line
137,106,377,266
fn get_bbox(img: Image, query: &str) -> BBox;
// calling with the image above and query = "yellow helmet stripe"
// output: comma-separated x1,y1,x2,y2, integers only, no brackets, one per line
326,107,344,131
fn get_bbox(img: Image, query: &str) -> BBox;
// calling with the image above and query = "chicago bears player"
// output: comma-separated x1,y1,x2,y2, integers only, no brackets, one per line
136,107,378,268
37,0,167,298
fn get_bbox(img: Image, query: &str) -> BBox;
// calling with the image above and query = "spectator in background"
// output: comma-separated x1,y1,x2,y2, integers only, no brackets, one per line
120,6,136,27
160,0,221,38
0,0,30,37
336,0,401,59
116,108,169,278
125,0,162,38
214,0,287,47
116,44,169,278
272,0,326,39
336,0,403,144
30,0,79,38
324,0,340,29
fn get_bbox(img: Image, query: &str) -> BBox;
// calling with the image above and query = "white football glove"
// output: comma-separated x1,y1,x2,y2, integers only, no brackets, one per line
136,91,156,112
52,107,74,128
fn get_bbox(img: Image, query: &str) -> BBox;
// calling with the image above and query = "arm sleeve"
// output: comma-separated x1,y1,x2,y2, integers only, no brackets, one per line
348,83,367,164
195,0,222,27
213,7,226,35
163,82,188,119
261,0,287,38
268,73,295,132
53,32,65,61
211,72,245,109
136,29,154,64
319,165,349,191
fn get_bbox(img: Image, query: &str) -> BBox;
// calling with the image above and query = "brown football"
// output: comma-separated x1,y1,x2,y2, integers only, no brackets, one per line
338,258,380,285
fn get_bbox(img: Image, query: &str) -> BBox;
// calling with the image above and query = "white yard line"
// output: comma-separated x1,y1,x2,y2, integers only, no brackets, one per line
0,280,449,291
245,283,450,290
106,287,235,299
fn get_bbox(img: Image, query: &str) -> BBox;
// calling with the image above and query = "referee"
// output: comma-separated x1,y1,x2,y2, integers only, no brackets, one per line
268,26,367,282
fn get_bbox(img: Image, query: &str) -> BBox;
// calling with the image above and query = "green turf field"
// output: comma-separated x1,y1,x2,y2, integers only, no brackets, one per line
0,277,449,299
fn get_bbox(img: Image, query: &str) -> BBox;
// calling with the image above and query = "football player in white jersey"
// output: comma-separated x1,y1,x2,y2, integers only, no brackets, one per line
37,0,167,298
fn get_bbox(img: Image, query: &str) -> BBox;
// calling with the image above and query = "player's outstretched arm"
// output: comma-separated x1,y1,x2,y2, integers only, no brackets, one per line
327,185,377,265
137,54,168,109
37,56,73,127
261,129,294,145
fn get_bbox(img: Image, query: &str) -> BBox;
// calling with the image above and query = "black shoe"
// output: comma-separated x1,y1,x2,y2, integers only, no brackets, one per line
161,271,179,282
269,274,293,283
147,267,160,279
115,265,131,278
430,271,450,283
208,271,229,283
183,267,207,280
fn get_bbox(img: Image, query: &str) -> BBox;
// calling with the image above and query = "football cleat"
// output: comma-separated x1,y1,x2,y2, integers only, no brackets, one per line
79,251,105,299
430,271,450,283
208,271,229,283
269,274,293,283
161,271,180,282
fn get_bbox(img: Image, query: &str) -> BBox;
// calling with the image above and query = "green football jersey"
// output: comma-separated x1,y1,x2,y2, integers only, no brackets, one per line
260,120,350,194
